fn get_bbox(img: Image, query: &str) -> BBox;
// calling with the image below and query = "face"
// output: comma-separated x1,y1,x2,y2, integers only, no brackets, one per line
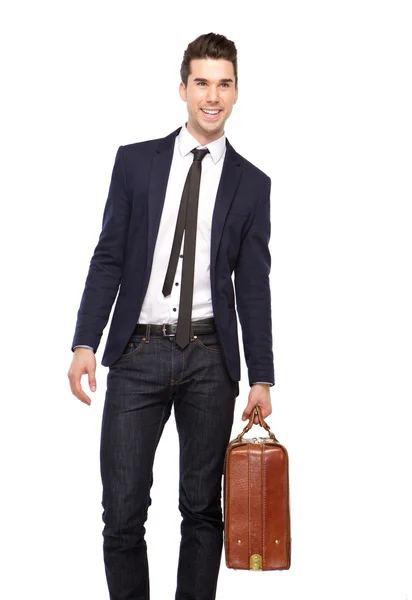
179,58,238,145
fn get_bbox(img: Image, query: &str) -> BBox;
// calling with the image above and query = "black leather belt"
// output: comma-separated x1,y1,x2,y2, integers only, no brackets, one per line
133,317,216,337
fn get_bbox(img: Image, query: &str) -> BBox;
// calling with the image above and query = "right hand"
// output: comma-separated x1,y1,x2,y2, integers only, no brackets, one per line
67,348,97,406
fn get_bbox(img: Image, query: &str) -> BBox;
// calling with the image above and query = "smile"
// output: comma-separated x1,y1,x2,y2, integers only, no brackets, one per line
201,109,222,120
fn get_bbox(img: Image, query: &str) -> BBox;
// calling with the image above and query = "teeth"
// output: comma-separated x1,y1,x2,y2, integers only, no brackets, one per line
202,109,220,115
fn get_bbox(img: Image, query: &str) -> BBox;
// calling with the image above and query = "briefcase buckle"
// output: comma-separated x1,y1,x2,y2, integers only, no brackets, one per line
250,554,262,570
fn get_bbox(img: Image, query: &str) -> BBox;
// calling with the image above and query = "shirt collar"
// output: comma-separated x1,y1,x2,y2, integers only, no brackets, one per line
177,123,226,165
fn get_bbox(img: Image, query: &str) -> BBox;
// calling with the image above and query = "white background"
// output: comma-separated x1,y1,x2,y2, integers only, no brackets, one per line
1,1,411,598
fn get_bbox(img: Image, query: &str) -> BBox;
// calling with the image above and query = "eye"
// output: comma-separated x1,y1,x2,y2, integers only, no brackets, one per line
197,81,206,86
221,83,229,88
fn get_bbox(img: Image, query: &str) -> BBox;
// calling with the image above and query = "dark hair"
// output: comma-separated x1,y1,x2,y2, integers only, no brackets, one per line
180,32,238,88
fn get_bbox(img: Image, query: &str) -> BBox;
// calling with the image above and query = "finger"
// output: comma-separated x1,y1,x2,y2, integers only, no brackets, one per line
68,372,91,406
242,403,255,421
71,381,91,405
256,407,268,422
241,407,250,421
88,371,97,393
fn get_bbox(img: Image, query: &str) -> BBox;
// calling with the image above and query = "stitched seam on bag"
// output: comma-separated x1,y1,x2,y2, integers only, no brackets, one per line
227,448,233,565
262,445,266,569
224,448,229,565
285,447,291,565
248,444,251,560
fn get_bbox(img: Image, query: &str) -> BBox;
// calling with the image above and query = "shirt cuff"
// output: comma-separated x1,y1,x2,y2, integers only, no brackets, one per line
251,381,274,386
73,345,94,351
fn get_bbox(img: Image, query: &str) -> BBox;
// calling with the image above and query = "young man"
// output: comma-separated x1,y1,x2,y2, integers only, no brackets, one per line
68,32,274,600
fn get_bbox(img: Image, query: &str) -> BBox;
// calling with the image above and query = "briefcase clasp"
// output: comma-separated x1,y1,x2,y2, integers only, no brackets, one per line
250,554,263,570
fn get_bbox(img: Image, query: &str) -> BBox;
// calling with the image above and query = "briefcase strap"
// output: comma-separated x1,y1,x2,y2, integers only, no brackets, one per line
234,406,279,442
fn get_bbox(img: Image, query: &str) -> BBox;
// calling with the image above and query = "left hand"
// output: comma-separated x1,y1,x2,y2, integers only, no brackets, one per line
242,383,272,424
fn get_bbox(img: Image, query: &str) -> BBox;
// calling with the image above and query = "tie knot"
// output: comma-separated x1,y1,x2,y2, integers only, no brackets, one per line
191,148,209,162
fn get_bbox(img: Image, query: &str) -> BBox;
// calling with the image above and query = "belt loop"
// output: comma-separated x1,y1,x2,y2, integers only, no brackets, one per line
145,323,150,342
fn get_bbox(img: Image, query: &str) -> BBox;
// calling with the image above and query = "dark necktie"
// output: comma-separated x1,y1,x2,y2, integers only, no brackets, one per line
162,147,210,349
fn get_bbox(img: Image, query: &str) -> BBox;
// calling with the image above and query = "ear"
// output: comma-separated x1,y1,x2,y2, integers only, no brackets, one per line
179,81,187,102
234,86,239,104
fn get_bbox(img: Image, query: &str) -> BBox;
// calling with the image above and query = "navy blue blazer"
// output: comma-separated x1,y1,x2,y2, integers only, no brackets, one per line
72,126,275,387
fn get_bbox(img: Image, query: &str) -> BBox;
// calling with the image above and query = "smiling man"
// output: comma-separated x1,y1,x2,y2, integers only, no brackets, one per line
68,32,274,600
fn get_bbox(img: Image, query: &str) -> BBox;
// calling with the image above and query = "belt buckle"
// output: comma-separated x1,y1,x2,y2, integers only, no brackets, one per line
162,323,176,337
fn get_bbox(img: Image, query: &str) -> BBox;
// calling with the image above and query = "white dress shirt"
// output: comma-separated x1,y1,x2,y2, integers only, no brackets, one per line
137,123,225,324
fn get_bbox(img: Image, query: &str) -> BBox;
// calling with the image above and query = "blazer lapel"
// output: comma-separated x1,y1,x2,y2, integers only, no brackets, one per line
211,139,242,270
146,127,181,272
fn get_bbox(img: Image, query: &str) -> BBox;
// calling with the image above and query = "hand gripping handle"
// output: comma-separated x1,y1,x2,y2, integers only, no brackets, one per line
234,406,278,442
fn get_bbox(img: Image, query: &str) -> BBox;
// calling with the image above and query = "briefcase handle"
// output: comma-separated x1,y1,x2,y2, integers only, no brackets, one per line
235,406,278,442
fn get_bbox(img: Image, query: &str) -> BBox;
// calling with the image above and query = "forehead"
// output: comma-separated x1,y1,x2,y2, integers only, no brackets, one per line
188,58,235,82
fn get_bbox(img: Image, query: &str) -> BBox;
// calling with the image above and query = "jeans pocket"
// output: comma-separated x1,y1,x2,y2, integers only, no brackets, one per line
121,335,147,359
194,333,221,353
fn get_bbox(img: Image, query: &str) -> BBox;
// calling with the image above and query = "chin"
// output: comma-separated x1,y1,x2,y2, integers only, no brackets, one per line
202,118,224,130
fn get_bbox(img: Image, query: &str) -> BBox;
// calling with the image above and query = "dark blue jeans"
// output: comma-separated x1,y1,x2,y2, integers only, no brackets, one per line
100,327,237,600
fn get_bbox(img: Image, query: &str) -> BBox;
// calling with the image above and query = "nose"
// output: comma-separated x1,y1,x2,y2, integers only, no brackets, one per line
206,85,219,103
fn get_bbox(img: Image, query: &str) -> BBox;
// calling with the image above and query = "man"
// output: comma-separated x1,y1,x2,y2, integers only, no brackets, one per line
68,32,274,600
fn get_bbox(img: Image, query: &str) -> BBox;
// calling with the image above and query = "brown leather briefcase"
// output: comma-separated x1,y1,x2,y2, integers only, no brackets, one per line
223,406,291,571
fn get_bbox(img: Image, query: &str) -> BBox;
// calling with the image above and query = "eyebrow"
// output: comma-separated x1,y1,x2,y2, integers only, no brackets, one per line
193,77,234,83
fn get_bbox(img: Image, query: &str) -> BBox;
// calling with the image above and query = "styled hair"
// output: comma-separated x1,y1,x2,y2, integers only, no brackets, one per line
180,32,238,88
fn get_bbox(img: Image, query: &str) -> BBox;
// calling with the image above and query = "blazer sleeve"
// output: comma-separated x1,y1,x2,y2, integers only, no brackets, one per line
234,177,275,386
71,146,131,353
